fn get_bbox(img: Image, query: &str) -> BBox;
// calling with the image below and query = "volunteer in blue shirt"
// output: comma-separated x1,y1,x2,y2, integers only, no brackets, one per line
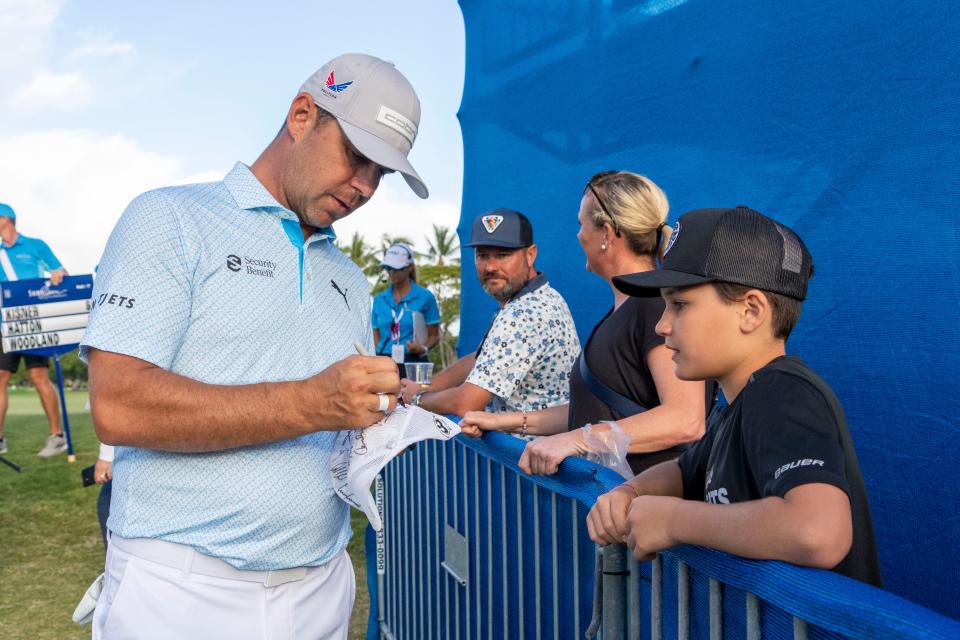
371,243,440,369
0,203,68,458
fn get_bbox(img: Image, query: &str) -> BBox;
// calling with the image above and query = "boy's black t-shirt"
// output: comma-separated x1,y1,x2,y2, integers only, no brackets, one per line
566,297,682,473
677,356,883,587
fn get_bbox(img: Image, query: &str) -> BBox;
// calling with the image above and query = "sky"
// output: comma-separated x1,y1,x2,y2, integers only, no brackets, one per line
0,0,466,273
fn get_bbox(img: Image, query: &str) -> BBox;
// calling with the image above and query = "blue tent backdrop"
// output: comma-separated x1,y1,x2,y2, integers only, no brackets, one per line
455,0,960,620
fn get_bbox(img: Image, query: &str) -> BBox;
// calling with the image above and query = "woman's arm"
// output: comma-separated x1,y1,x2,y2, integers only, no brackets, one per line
459,404,569,437
519,345,705,475
615,345,706,452
425,323,440,350
406,323,441,356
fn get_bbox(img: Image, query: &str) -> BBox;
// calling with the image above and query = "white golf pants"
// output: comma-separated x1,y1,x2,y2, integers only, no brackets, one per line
92,535,355,640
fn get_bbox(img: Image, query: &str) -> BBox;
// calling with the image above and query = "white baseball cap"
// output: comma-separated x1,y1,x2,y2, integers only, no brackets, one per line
381,243,414,270
300,53,428,199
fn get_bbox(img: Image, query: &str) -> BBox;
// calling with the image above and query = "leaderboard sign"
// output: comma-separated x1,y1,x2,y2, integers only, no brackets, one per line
1,275,94,357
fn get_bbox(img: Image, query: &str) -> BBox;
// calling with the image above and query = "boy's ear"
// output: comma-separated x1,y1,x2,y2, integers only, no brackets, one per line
739,289,771,335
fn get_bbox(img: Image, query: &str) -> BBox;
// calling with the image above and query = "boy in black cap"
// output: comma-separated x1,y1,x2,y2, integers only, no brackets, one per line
587,206,882,586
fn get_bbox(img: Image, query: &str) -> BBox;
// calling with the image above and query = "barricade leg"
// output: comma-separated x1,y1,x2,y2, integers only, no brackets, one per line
53,354,75,462
601,544,629,640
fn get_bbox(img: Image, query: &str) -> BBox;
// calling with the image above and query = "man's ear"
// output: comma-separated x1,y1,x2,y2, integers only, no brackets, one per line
285,93,315,142
739,289,771,335
525,244,538,270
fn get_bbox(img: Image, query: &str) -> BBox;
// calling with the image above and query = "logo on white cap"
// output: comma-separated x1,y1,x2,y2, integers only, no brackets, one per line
664,221,681,256
376,106,417,146
325,70,353,93
482,215,504,233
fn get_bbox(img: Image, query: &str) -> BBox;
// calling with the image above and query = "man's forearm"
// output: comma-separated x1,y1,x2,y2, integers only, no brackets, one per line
427,353,475,391
419,381,491,417
89,349,398,452
93,367,310,451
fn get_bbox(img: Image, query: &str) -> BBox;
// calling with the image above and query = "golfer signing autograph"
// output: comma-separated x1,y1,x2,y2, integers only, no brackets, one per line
80,54,427,639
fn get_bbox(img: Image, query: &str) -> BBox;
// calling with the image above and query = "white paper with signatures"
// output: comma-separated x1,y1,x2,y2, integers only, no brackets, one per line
331,404,460,531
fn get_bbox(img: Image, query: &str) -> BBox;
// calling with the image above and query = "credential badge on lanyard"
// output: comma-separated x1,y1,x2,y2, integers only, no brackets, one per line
390,305,406,363
0,249,18,281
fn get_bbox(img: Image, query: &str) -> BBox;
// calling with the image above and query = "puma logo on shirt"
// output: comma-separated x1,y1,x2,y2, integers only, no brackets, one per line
331,279,349,310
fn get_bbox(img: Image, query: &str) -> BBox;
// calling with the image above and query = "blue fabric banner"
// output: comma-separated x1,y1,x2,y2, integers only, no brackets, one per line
457,0,960,619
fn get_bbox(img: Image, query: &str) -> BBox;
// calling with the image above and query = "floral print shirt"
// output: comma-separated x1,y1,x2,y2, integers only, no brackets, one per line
466,273,580,416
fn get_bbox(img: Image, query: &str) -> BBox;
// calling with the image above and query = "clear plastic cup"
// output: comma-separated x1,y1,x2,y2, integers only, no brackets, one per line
404,362,434,389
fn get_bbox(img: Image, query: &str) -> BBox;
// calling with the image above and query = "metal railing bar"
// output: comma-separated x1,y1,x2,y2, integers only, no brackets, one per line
380,620,397,640
551,492,559,640
534,484,542,638
376,474,386,639
746,592,761,640
486,457,493,640
793,617,809,640
516,474,525,640
380,464,393,638
393,454,403,639
473,449,482,640
572,501,581,637
678,561,690,640
709,578,723,640
413,448,422,639
628,556,641,638
391,460,399,637
652,554,663,640
442,441,451,640
426,443,435,640
453,443,462,640
405,451,413,640
456,443,467,640
501,463,509,640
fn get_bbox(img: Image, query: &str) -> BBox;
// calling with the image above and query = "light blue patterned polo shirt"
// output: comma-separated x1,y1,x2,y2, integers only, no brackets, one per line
80,162,372,570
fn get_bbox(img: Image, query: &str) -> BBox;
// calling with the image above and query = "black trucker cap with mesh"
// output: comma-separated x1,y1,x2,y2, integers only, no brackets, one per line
613,205,814,300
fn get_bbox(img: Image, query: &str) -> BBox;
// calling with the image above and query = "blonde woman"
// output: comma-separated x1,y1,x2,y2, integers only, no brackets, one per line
460,171,710,476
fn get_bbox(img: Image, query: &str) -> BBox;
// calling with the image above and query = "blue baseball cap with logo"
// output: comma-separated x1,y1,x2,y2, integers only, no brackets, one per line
0,203,15,221
463,208,534,249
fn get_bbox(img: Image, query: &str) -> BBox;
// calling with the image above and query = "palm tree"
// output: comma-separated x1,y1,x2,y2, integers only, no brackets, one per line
424,224,460,266
340,232,379,277
417,225,461,368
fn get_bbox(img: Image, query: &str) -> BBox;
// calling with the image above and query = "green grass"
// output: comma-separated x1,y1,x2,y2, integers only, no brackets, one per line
0,389,371,639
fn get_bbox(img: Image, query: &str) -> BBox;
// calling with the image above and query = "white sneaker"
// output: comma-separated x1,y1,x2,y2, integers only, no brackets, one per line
37,434,67,457
0,437,7,454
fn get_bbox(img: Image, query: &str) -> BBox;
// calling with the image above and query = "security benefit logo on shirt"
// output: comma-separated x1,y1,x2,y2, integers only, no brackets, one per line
225,254,276,278
330,405,460,531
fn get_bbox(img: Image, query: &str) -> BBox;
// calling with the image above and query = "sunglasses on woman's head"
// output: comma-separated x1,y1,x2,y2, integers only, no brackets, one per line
586,171,621,237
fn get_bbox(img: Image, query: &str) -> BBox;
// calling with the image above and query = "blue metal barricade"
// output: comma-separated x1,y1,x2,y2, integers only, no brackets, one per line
369,432,960,639
373,431,624,640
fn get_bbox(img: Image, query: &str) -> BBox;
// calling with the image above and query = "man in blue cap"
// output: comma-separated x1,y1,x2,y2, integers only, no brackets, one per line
0,202,68,457
401,208,580,435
